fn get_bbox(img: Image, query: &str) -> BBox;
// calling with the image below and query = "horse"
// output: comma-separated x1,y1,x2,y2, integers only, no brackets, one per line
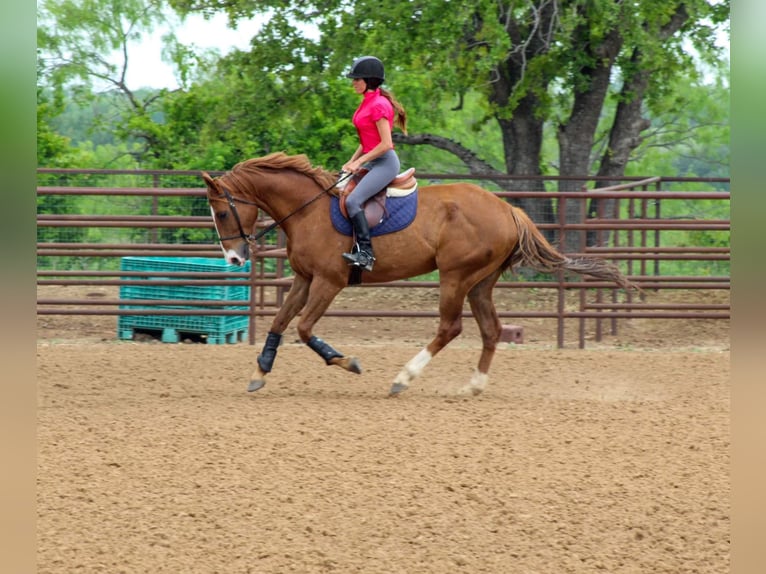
202,152,635,396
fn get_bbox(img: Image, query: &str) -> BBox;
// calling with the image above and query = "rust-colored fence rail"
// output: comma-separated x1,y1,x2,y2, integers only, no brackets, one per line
37,169,730,348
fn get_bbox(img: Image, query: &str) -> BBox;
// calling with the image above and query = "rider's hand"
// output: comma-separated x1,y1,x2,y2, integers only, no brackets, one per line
343,160,361,174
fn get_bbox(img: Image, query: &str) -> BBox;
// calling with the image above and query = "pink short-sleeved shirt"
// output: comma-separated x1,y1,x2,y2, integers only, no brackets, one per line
352,89,394,153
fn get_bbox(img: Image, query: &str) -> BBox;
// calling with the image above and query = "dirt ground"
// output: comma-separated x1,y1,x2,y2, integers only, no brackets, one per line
37,286,730,573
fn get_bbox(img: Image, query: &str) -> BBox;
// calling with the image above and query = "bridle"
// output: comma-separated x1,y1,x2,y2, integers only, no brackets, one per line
214,187,259,243
211,171,353,247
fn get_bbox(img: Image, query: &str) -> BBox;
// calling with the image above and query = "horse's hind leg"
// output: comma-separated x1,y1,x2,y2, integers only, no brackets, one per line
460,271,503,396
390,277,469,396
248,274,310,392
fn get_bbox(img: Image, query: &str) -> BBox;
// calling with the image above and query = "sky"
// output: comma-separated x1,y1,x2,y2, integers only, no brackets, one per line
120,12,266,90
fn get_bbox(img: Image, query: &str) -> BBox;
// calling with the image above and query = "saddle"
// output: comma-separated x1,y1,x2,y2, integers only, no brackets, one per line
336,167,418,227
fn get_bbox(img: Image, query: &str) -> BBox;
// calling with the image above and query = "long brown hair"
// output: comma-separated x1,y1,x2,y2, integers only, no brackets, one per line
380,87,408,135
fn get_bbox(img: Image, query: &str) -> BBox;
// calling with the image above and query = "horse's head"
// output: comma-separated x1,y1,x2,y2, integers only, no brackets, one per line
202,171,259,266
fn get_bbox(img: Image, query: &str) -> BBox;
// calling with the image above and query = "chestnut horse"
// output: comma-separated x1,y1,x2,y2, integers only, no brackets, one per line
202,152,634,396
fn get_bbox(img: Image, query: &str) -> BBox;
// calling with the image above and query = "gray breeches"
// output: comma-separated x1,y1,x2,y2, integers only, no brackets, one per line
345,150,401,217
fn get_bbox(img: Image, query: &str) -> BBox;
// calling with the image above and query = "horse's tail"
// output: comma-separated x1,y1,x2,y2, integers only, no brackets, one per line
508,206,638,291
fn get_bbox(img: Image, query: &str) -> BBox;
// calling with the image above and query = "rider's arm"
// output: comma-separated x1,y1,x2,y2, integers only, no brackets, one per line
343,119,393,173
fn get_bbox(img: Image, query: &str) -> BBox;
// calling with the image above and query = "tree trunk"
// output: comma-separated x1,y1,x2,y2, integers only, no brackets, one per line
557,23,623,253
497,97,553,232
490,4,557,240
588,5,690,247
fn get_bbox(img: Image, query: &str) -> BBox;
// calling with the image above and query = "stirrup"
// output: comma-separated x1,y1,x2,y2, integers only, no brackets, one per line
342,249,375,271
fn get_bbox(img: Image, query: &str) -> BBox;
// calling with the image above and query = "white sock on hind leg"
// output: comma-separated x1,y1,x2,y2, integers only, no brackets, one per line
393,349,432,387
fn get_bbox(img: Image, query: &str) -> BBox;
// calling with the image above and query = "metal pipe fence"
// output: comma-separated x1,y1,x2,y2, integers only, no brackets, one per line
36,169,730,348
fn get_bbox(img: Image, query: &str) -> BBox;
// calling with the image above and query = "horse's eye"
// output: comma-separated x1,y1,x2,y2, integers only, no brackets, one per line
215,211,228,220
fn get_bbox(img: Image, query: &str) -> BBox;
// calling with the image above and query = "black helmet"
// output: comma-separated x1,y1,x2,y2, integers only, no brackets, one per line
346,56,385,81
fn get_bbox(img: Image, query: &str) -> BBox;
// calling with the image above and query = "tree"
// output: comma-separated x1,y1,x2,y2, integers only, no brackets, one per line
168,0,729,250
37,0,194,167
37,0,729,252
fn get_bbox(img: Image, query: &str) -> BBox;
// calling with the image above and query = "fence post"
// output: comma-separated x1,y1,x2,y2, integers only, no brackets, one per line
557,194,566,348
249,259,257,345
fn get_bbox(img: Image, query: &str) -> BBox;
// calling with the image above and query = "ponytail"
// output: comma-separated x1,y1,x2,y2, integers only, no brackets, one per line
380,87,408,135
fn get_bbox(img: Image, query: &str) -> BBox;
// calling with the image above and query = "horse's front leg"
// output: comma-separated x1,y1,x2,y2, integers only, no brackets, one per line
248,274,310,392
297,279,362,375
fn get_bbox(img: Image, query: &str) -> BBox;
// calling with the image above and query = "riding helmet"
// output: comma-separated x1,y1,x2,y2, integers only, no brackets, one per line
346,56,385,81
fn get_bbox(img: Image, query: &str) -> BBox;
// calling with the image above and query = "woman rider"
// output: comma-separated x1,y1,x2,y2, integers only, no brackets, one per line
341,56,408,272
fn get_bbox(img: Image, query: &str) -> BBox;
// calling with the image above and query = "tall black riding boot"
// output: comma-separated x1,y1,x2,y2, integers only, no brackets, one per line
342,211,376,271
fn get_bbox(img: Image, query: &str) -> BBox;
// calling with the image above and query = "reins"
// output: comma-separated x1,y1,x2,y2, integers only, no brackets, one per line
215,171,353,246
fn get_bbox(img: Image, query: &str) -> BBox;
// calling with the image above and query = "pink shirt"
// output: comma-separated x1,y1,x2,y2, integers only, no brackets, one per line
352,89,394,153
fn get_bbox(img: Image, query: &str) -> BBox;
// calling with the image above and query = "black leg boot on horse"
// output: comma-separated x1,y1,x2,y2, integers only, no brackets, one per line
342,211,376,272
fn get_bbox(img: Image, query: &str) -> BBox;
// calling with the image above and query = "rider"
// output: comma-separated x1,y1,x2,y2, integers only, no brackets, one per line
341,56,408,272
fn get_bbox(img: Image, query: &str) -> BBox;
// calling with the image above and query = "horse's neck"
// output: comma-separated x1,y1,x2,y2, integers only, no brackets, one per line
252,175,327,231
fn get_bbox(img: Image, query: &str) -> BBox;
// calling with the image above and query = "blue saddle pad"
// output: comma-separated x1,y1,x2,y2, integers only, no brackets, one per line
330,189,418,237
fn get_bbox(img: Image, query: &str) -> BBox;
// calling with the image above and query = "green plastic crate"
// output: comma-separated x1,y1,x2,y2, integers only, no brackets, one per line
118,257,251,344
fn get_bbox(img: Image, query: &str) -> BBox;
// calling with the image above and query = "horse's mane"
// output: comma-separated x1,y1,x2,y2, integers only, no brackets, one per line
223,152,338,194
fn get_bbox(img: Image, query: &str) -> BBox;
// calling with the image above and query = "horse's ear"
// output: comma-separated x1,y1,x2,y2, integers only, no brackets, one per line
201,172,219,196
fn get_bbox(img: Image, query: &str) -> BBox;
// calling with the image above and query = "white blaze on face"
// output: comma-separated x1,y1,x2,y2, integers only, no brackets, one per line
210,206,228,258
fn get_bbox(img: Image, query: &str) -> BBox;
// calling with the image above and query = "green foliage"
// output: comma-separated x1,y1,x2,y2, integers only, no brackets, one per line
38,0,729,181
628,73,729,181
37,81,83,168
37,0,187,167
36,0,729,276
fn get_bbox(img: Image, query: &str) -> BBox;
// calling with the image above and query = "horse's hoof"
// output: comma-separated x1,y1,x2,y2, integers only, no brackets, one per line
388,382,409,397
348,357,362,374
247,379,266,392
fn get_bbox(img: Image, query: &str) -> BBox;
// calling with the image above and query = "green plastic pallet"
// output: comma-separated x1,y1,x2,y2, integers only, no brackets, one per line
118,256,251,344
